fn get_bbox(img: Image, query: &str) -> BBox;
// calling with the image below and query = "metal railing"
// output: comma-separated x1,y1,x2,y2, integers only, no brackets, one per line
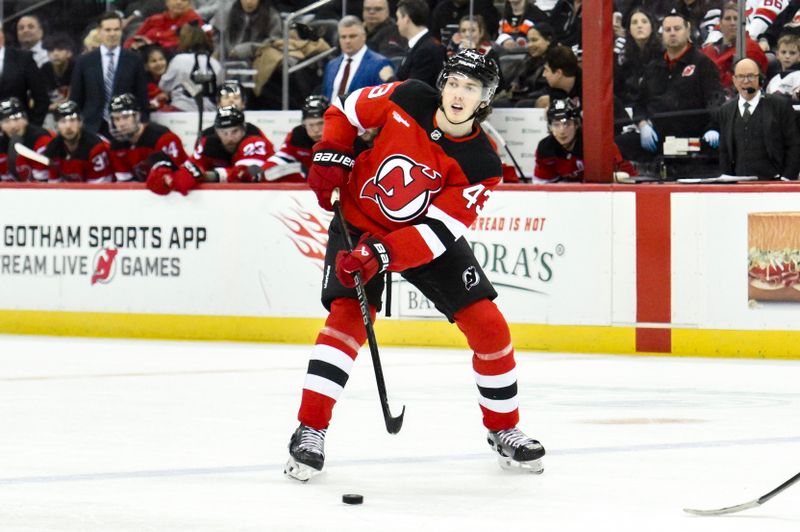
281,0,344,110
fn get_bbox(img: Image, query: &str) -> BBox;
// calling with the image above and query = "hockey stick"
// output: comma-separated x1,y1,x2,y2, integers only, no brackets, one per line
481,121,531,183
684,471,800,516
331,188,405,434
13,143,51,167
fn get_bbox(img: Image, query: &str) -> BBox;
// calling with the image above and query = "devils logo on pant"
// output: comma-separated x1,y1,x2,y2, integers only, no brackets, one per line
360,155,442,222
463,266,480,291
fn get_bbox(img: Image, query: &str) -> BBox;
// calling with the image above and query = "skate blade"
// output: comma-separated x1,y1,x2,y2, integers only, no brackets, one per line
284,456,322,482
498,456,544,474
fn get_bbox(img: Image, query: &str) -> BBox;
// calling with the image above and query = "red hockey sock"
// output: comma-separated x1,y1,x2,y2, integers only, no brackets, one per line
297,298,375,429
454,299,520,431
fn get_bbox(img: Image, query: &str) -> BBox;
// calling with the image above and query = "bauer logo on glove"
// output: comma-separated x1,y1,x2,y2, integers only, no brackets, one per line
312,151,355,168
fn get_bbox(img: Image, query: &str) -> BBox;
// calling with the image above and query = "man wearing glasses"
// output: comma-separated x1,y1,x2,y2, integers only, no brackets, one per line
706,58,800,180
363,0,407,57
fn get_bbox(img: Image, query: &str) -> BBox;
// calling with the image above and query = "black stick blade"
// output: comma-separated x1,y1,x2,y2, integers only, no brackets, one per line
385,405,406,434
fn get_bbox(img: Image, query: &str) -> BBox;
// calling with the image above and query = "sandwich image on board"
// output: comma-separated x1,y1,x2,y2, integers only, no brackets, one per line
748,212,800,302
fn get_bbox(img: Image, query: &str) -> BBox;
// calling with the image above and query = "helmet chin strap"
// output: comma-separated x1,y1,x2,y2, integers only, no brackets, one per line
437,98,483,126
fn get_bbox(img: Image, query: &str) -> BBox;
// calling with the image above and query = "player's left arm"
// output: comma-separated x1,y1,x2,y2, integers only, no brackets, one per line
220,134,272,182
382,174,500,271
335,172,499,287
155,131,187,167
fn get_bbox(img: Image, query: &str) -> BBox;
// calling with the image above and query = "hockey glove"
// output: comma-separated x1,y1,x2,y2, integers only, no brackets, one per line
146,165,174,195
335,234,390,288
219,164,261,183
171,166,198,196
639,122,659,153
308,140,355,211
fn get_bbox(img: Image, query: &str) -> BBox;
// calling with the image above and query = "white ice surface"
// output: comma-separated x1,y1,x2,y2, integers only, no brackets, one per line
1,334,799,531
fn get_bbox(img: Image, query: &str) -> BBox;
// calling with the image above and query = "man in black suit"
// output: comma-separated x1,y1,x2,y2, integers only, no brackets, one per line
395,0,446,87
705,58,800,180
0,29,49,125
70,11,148,135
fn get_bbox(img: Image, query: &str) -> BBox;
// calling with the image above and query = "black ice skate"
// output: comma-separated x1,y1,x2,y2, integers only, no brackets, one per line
487,427,545,473
284,424,327,481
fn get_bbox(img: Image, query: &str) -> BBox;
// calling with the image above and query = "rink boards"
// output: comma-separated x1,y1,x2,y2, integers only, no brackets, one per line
1,183,800,359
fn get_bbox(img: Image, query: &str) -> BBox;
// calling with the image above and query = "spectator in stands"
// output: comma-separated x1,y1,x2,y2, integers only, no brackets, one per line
706,58,800,180
673,0,722,46
16,15,49,67
534,99,636,182
431,0,499,50
0,29,49,126
125,0,205,53
617,11,724,162
614,7,662,106
322,16,394,99
71,12,149,135
395,0,447,87
141,45,174,111
146,105,276,194
0,97,54,182
616,0,674,20
536,44,581,109
83,28,101,53
107,93,187,183
766,34,800,100
364,0,407,58
41,34,76,114
262,94,329,182
549,0,582,47
159,23,222,112
495,22,554,106
448,15,497,58
702,3,768,97
761,2,800,52
44,100,114,183
496,0,549,51
224,0,282,62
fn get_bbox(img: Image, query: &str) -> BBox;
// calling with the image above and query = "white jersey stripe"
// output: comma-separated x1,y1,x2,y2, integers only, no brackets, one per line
427,204,468,240
478,395,519,414
474,368,517,389
303,374,344,400
334,89,366,135
310,343,355,374
414,224,447,259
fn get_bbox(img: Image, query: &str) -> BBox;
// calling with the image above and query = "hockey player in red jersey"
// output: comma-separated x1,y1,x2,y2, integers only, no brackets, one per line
107,93,187,183
534,99,636,182
44,101,113,183
284,49,545,481
261,94,330,182
146,105,275,195
0,97,54,182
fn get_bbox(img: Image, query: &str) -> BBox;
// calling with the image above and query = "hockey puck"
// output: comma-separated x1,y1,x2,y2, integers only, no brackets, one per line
342,494,364,505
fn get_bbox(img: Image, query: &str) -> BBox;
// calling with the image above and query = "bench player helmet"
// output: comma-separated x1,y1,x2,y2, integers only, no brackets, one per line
54,100,81,121
214,105,245,129
0,97,27,121
218,80,245,109
546,99,580,125
302,95,330,120
436,49,500,122
108,93,142,141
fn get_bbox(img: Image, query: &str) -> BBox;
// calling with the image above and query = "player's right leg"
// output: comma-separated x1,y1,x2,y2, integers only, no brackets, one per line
284,221,384,482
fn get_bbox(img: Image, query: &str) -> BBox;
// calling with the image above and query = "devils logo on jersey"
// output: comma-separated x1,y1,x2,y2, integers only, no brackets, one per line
360,154,443,222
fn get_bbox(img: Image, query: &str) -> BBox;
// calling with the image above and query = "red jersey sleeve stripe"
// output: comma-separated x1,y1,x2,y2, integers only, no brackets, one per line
332,88,367,134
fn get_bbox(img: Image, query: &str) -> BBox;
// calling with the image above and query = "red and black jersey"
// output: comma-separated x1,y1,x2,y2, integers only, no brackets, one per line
324,79,502,271
263,124,314,182
109,123,187,182
534,131,636,182
271,124,314,171
186,122,274,180
0,125,54,182
44,132,113,183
